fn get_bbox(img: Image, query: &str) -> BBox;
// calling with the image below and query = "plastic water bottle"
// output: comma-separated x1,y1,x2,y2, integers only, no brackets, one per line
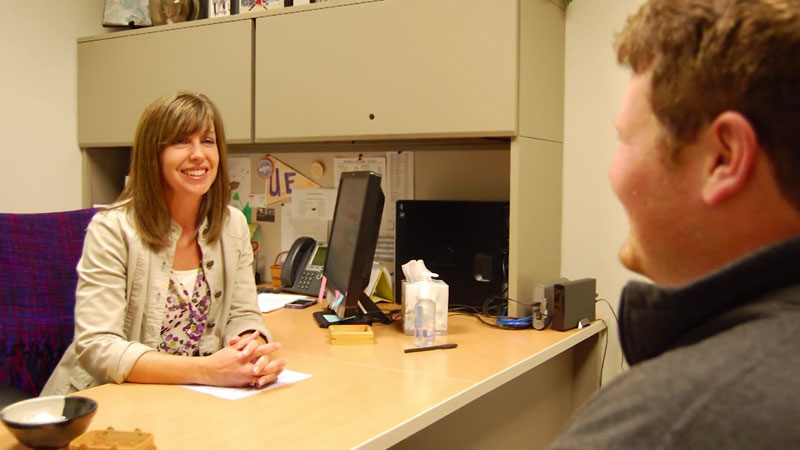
414,295,436,347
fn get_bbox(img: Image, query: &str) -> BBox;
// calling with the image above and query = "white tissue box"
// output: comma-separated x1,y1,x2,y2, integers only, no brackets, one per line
401,280,449,335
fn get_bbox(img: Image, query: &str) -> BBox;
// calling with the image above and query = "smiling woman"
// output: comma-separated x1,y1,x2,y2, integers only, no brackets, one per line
41,91,286,396
159,127,219,215
125,91,230,249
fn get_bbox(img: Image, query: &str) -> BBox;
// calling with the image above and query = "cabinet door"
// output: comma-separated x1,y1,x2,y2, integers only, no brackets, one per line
78,21,252,146
255,0,517,142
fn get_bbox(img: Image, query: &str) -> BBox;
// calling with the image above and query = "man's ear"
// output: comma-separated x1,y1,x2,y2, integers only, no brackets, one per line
702,111,758,206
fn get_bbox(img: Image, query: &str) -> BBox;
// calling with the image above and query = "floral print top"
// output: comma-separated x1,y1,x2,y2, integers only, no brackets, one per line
158,267,211,356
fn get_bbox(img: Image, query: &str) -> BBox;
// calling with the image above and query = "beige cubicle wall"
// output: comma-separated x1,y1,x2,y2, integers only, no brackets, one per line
230,139,511,278
84,139,513,279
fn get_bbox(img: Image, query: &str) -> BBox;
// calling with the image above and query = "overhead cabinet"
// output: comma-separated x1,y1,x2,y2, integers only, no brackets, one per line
78,0,523,146
253,0,518,142
78,20,253,146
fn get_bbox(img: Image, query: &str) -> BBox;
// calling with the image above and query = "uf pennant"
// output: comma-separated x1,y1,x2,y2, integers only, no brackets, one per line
264,155,320,204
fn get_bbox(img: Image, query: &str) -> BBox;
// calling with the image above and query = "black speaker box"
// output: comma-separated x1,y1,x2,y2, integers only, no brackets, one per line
551,278,596,331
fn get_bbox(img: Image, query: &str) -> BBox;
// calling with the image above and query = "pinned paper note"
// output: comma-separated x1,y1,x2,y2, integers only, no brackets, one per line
291,188,335,220
229,156,251,211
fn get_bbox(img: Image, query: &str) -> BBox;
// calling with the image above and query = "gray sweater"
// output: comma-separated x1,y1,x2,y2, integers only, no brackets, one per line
550,237,800,449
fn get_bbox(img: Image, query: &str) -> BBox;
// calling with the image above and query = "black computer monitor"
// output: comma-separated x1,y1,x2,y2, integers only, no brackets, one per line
314,171,391,328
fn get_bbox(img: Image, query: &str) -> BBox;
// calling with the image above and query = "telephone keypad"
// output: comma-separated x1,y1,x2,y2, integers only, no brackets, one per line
283,268,323,296
297,271,315,289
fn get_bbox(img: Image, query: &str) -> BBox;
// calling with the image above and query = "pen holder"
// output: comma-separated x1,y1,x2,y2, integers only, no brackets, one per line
401,280,449,335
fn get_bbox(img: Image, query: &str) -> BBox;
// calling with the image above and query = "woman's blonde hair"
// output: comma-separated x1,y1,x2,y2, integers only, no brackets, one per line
115,91,230,249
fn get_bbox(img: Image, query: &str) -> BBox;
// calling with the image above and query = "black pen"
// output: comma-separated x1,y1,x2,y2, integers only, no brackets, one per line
404,343,458,353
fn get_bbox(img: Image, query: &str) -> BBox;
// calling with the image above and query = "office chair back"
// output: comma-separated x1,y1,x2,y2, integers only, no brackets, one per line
0,208,95,397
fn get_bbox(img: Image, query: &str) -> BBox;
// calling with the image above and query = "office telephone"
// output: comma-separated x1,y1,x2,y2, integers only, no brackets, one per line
280,237,327,296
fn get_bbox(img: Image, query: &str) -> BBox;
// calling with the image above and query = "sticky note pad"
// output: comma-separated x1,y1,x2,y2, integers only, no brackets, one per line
323,314,346,323
332,293,344,308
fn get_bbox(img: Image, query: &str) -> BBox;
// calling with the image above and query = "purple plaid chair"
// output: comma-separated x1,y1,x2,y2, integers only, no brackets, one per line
0,208,95,401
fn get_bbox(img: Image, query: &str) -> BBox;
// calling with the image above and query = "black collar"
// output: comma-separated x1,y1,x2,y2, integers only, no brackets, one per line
618,236,800,365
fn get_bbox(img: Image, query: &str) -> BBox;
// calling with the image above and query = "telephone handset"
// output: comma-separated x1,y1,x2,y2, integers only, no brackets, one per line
280,237,327,296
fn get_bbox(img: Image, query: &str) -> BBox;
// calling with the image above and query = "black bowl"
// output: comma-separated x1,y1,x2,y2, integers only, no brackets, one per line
0,395,97,449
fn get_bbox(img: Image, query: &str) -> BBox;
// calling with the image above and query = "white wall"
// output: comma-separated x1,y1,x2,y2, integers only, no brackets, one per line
562,0,646,383
0,1,109,213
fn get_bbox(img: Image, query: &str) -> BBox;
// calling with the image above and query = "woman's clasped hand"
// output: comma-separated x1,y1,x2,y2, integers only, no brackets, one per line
204,331,287,389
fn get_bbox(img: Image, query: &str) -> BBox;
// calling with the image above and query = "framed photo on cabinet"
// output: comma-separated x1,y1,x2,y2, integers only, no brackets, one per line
208,0,233,17
102,0,152,27
238,0,284,14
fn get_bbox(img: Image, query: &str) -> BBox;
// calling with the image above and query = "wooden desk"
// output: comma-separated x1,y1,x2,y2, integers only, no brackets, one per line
0,306,604,450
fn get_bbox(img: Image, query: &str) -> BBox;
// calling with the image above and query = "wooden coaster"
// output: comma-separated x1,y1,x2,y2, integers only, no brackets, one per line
329,324,374,345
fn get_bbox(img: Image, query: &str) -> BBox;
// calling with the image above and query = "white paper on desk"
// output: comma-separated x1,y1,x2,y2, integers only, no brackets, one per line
182,369,312,400
257,293,310,312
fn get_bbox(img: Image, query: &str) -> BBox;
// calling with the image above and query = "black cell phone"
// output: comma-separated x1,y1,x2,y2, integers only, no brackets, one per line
284,298,317,309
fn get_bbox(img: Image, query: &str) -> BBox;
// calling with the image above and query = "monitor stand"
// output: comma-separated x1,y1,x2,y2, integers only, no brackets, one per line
312,292,392,328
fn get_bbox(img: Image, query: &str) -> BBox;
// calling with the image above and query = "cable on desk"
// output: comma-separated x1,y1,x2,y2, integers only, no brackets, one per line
448,311,510,329
483,300,506,318
496,315,533,328
595,298,625,388
381,308,403,323
597,298,620,322
596,317,609,389
447,295,535,330
483,295,535,329
448,304,482,315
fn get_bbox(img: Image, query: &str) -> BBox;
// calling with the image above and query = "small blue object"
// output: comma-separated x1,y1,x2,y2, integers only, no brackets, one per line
332,293,344,308
323,314,345,323
323,314,356,324
496,315,533,329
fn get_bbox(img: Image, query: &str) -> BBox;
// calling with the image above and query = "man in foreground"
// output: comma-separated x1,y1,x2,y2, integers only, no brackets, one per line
551,0,800,448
